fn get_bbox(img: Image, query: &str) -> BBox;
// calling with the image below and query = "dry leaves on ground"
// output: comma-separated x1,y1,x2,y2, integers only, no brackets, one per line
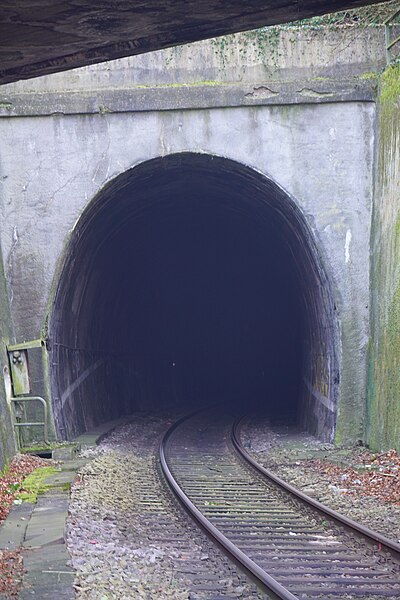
0,454,50,524
306,449,400,505
0,549,23,598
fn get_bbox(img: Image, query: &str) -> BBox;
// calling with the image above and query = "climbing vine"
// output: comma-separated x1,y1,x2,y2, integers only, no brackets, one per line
210,0,399,69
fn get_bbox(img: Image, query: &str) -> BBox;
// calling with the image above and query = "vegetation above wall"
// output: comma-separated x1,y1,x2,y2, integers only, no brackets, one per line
291,0,399,28
207,0,398,72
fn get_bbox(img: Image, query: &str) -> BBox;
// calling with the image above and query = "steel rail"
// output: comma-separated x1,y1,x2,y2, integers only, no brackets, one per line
159,411,299,600
232,416,400,563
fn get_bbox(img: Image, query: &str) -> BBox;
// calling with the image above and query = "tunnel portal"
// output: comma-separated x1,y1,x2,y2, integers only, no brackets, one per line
50,153,338,441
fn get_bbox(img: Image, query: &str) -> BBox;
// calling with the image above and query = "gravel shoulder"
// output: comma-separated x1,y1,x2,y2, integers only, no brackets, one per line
242,418,400,544
67,412,263,599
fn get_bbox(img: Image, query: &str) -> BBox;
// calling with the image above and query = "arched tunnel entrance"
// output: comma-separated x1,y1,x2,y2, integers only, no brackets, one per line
50,153,339,442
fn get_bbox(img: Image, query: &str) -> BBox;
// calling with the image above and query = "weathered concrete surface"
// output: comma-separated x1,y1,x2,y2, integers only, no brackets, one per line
1,26,389,97
0,0,387,85
0,235,16,469
1,27,385,120
0,28,377,445
368,64,400,452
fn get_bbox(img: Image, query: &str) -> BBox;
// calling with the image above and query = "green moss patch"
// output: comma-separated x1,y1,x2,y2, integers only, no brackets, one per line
17,467,60,503
380,64,400,107
20,441,76,455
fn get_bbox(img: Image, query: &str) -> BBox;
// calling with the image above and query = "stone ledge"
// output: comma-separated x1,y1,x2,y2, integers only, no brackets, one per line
0,77,377,118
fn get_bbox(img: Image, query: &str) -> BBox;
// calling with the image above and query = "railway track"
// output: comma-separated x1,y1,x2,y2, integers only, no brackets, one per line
160,409,400,599
68,416,263,599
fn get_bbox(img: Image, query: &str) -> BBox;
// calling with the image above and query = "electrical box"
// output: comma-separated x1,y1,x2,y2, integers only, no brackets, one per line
8,349,31,396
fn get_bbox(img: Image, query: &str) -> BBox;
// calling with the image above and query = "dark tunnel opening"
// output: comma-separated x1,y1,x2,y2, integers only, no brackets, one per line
50,153,339,441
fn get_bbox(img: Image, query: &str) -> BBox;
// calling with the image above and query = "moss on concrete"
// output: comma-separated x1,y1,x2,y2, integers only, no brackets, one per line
368,64,400,451
17,466,60,503
359,72,378,82
380,65,400,107
20,441,73,454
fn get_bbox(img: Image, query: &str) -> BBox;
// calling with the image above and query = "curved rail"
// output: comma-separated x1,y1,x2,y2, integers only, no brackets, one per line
159,411,298,600
160,410,400,600
231,416,400,563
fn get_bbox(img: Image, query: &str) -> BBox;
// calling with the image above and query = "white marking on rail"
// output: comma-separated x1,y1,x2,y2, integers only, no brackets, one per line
309,539,341,545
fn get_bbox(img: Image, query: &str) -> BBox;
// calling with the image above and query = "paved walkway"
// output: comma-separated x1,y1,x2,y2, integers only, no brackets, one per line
0,417,131,598
0,456,80,598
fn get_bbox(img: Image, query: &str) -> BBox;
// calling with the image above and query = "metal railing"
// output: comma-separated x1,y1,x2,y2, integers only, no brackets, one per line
10,396,49,447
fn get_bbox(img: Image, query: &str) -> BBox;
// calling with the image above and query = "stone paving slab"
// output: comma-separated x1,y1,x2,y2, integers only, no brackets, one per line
23,494,69,548
44,468,76,486
23,543,73,569
20,578,74,600
0,502,33,550
20,545,74,599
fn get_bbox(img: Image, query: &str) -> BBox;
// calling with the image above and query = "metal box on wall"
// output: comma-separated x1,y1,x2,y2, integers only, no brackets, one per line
8,348,31,396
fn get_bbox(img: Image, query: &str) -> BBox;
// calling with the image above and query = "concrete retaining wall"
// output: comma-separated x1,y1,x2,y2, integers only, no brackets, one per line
368,64,400,452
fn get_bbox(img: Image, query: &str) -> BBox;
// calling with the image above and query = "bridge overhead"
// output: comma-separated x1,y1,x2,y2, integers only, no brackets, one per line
0,0,389,84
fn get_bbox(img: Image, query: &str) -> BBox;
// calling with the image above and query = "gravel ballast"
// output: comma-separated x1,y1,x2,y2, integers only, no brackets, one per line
66,413,400,598
242,417,400,544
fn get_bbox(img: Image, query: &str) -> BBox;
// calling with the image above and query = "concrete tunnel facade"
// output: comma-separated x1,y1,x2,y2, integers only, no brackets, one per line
0,33,377,450
50,153,339,441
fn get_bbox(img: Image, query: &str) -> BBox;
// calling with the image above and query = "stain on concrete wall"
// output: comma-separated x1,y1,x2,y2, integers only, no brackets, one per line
368,64,400,452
